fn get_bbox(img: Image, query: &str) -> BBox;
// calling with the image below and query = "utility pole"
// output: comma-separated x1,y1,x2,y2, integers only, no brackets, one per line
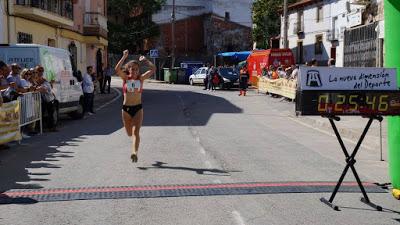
171,0,176,68
283,0,289,49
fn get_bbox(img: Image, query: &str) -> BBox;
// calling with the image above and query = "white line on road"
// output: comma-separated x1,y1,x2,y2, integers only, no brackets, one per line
95,87,122,111
213,179,222,183
288,117,375,151
232,210,246,225
199,147,206,155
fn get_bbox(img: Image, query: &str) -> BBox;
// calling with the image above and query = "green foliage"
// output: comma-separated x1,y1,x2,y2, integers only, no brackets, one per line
252,0,296,49
108,0,165,54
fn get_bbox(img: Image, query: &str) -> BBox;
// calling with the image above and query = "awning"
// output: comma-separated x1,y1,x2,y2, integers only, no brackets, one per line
217,51,251,61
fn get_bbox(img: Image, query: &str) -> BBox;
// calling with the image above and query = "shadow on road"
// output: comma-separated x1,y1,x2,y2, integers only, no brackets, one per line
0,88,242,198
137,161,241,176
142,89,243,126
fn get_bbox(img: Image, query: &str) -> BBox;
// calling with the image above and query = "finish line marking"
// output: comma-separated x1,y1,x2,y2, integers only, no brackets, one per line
0,181,386,204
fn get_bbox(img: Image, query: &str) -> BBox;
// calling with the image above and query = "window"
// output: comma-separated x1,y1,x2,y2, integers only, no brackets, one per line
17,32,33,43
297,11,304,32
317,5,323,23
225,12,230,21
315,35,323,55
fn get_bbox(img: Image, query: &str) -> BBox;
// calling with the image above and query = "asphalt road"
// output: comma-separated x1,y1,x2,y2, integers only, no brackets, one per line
0,78,399,225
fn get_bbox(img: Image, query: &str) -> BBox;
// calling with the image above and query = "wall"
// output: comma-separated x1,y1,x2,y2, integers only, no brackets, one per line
209,0,253,28
0,0,7,44
153,0,252,28
284,0,368,66
12,17,57,45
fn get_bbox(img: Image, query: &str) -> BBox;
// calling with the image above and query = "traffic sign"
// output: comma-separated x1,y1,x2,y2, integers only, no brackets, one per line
150,49,159,58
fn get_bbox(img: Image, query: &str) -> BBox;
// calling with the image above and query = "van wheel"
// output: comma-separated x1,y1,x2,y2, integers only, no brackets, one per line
69,98,84,119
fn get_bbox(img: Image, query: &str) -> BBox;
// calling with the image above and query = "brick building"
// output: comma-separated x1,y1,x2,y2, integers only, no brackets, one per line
152,0,253,64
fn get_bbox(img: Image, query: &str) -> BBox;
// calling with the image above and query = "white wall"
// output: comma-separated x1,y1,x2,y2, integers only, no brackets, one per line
283,0,368,66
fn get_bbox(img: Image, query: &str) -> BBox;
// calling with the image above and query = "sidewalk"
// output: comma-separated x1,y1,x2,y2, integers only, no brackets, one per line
93,88,119,109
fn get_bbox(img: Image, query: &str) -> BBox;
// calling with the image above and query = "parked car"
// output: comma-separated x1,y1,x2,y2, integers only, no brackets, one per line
189,67,208,86
0,44,85,123
215,67,239,89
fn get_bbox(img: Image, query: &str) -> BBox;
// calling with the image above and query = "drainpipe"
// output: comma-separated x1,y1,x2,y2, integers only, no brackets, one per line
6,0,11,44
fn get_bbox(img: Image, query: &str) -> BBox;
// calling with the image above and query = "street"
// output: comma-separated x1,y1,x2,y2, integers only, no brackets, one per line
0,78,399,225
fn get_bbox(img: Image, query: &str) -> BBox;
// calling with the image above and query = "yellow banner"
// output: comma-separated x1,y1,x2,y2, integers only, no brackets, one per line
258,77,297,99
0,100,21,145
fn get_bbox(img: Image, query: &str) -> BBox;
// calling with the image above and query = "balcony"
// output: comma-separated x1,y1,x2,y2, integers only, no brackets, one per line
13,0,74,27
83,12,108,39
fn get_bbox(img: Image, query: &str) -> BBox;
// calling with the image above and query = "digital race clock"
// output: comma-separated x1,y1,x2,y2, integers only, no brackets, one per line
296,67,400,116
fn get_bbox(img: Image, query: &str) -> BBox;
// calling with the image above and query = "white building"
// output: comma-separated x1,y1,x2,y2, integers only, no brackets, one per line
152,0,253,28
281,0,384,67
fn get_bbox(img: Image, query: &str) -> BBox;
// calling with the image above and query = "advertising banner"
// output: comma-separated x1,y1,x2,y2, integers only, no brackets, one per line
0,100,21,145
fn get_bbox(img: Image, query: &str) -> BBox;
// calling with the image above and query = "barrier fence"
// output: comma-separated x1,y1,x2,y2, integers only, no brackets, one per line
19,92,43,134
258,77,297,100
0,92,42,145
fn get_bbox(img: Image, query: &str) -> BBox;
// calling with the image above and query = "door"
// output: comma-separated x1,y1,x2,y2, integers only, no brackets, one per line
330,47,336,60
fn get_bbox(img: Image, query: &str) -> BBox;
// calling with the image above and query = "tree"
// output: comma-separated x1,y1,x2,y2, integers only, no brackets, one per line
252,0,296,49
108,0,165,54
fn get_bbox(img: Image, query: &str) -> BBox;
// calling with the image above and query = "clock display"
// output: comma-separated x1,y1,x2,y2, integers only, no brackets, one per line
296,91,400,116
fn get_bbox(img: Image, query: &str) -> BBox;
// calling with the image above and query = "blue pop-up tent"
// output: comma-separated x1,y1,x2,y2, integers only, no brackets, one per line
217,51,252,61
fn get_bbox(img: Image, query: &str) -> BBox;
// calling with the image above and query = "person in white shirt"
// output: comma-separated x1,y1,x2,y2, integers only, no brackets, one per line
83,66,95,115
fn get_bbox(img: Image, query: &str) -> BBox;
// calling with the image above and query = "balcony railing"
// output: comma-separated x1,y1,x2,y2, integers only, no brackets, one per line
84,12,108,31
15,0,73,20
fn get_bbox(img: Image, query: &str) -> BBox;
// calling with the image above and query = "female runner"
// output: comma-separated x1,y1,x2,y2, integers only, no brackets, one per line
115,50,156,162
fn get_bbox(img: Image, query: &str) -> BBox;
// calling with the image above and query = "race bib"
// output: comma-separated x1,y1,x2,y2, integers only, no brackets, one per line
126,80,136,93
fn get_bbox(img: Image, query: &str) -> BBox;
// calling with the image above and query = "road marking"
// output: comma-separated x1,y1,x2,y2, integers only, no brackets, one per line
232,210,246,225
213,179,222,184
200,147,206,155
288,117,375,151
95,87,122,111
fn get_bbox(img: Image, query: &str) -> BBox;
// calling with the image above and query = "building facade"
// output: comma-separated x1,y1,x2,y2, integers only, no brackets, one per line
281,0,384,67
152,0,253,62
2,0,108,73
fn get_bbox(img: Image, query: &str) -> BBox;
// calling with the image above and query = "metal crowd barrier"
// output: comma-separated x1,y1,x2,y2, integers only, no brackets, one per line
19,92,43,135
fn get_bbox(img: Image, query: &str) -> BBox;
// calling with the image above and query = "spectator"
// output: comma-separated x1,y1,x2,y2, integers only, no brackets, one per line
311,58,318,67
36,67,57,132
328,58,336,67
6,63,26,93
98,63,106,94
261,66,268,77
1,81,20,103
0,61,10,90
278,67,286,78
83,66,95,115
103,64,114,94
271,67,279,79
285,67,293,79
20,68,36,92
290,65,299,80
207,65,215,91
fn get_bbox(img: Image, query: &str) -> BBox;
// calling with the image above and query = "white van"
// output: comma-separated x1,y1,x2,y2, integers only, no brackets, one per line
0,44,84,121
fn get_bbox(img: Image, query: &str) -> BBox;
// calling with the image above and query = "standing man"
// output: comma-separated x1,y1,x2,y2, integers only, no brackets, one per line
207,65,215,91
83,66,95,115
103,63,114,94
36,66,57,132
98,63,105,94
